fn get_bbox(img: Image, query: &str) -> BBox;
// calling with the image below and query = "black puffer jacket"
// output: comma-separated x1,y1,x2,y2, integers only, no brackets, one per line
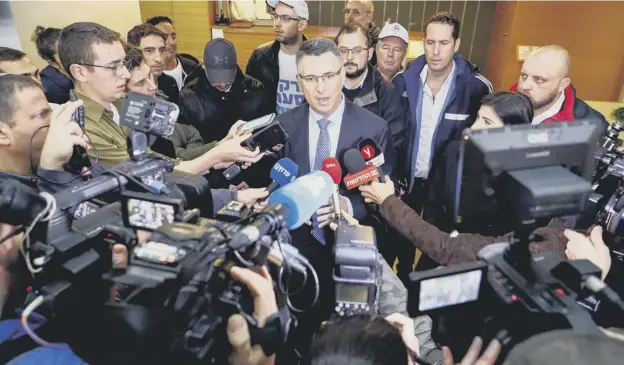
178,66,273,143
246,37,308,113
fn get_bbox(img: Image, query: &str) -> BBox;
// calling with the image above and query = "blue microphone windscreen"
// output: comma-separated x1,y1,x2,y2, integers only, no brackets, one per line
269,158,299,187
268,171,333,229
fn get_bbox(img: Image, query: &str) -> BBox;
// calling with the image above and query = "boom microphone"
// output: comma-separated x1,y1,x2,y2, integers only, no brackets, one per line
342,149,381,190
357,138,386,181
267,158,299,193
321,157,343,220
229,171,334,248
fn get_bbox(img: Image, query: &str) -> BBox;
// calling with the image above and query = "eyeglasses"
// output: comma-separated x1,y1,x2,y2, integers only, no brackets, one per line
342,8,369,16
338,47,368,56
77,61,128,78
270,13,301,22
298,67,342,85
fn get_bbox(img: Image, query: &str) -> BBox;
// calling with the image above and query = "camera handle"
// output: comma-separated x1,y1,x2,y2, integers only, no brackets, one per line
503,221,544,282
127,130,150,162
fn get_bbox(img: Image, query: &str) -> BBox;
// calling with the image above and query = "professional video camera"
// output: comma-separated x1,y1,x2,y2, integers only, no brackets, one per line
0,170,334,365
406,120,624,363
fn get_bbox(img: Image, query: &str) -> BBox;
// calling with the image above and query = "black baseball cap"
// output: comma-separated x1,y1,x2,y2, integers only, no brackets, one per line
203,38,237,84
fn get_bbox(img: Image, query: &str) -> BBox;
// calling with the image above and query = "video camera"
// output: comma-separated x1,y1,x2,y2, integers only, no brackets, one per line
407,120,620,363
0,170,335,364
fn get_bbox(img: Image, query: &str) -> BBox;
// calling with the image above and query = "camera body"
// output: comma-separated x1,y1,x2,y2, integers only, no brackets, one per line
333,225,378,317
121,92,178,138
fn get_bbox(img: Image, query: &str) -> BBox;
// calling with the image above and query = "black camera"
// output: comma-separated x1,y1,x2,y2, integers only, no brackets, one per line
408,120,614,362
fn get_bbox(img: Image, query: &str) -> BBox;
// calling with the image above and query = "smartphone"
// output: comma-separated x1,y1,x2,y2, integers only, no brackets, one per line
244,122,288,152
238,113,275,134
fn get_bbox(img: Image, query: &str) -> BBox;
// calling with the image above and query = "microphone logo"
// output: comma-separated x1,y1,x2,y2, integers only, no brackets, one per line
360,145,375,160
274,162,291,177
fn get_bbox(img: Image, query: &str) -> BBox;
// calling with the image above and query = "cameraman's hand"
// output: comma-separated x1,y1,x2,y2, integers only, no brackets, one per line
237,188,269,208
39,100,90,171
315,196,351,228
328,209,360,231
442,337,501,365
227,266,277,365
564,226,611,280
385,313,420,358
359,176,395,206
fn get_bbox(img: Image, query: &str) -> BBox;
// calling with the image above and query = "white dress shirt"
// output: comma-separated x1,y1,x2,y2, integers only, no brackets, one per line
532,91,565,125
415,62,455,178
308,96,353,214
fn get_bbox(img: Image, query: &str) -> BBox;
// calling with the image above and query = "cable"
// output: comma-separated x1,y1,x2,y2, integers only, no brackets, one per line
21,296,67,349
584,275,624,314
286,259,320,313
29,125,100,185
0,226,25,246
20,192,56,275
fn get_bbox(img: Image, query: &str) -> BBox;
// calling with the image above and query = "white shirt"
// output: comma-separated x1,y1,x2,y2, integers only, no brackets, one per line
163,57,184,91
415,62,455,178
308,96,353,215
343,67,368,90
110,103,120,126
532,91,565,125
276,50,305,114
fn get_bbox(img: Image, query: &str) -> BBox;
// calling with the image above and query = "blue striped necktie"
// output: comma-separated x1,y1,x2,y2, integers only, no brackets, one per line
311,118,331,245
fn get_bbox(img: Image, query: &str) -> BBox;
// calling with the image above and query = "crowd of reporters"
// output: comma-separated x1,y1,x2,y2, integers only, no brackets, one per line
1,0,624,364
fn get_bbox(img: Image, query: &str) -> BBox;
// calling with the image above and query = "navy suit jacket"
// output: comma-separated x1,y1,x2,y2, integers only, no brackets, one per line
276,100,395,220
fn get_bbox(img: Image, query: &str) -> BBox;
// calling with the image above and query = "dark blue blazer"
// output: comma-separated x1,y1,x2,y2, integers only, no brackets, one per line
276,100,395,220
392,54,493,192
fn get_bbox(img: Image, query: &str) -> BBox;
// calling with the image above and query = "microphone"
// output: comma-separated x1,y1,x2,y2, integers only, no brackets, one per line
357,138,385,182
321,157,343,220
267,158,299,193
229,171,334,249
342,149,381,190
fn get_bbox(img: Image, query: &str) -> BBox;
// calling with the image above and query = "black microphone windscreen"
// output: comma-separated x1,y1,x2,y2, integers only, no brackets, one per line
343,149,368,174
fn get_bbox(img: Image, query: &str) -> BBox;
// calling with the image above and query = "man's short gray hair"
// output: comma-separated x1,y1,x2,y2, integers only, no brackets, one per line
296,38,341,71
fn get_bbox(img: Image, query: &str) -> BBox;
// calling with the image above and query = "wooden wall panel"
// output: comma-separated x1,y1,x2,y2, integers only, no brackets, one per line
485,1,624,101
138,0,213,61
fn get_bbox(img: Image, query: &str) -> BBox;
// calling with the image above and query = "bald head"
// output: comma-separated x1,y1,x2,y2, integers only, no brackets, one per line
345,0,374,27
517,44,572,115
527,45,571,78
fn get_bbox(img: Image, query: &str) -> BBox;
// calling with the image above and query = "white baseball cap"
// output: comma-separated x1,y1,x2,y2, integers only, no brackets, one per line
379,23,409,44
267,0,309,20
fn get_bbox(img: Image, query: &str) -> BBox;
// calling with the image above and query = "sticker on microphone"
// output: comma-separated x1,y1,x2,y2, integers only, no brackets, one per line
365,154,385,167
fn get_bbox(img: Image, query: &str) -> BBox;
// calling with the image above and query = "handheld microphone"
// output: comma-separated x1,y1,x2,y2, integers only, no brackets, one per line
229,171,334,249
357,138,385,182
342,149,381,190
321,157,343,220
267,158,299,193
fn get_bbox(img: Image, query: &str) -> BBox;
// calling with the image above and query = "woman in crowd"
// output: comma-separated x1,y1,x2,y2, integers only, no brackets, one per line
31,26,73,104
355,91,570,266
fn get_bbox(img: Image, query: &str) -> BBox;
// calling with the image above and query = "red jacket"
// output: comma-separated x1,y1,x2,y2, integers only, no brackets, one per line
509,83,606,125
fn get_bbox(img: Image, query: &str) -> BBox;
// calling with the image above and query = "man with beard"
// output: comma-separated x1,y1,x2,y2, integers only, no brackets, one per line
343,0,381,66
146,16,198,90
511,45,606,126
335,22,404,158
127,24,180,105
246,0,309,114
376,23,408,83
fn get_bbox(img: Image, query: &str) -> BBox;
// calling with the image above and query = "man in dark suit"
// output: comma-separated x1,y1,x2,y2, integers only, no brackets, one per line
273,37,395,360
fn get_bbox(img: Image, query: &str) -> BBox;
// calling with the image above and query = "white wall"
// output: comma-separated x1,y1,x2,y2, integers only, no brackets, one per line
0,1,22,50
9,0,142,69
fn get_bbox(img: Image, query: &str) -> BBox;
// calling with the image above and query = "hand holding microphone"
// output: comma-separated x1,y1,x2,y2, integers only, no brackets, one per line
317,157,347,227
359,175,395,206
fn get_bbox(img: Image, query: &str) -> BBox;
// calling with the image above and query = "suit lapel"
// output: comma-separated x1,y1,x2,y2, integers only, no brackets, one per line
291,106,311,174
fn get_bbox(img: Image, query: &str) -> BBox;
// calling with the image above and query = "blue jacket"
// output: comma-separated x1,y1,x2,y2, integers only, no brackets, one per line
392,54,493,192
40,66,73,105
